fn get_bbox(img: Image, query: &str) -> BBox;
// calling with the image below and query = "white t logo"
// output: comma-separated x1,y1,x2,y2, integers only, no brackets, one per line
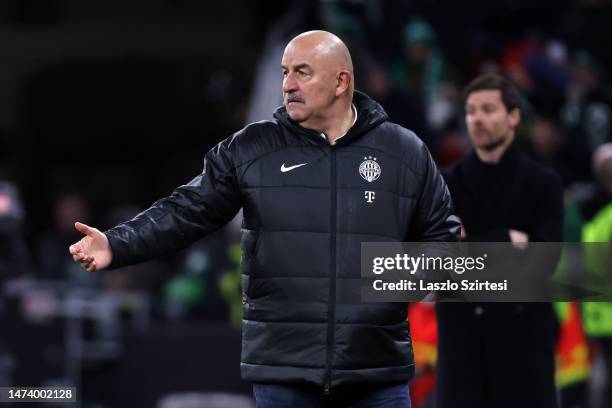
365,191,375,203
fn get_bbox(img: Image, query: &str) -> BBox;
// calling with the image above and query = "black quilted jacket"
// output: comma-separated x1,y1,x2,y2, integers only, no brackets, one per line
105,91,459,390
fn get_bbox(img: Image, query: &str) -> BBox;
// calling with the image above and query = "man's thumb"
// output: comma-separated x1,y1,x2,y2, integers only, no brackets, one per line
75,222,94,237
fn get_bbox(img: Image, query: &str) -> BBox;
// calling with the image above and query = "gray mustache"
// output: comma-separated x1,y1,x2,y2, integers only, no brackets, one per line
285,93,304,103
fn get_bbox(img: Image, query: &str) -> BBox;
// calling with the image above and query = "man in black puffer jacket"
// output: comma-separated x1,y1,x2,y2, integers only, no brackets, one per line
70,30,459,407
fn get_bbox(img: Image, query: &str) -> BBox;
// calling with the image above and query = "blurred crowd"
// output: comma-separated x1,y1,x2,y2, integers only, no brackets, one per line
1,0,612,406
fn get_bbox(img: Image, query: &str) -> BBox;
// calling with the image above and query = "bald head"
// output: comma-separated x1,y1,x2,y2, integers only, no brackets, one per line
281,30,355,133
593,143,612,193
286,30,354,73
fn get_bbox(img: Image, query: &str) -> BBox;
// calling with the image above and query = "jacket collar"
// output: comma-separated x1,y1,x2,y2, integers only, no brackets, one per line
273,90,388,146
464,143,519,175
461,143,520,190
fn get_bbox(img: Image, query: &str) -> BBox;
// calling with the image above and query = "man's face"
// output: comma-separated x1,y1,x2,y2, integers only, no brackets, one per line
465,90,519,151
281,41,338,128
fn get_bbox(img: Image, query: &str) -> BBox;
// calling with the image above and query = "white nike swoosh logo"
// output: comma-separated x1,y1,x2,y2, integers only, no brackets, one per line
280,163,308,172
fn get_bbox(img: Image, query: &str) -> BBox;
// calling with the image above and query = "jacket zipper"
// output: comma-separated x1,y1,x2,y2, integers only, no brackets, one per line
324,147,337,395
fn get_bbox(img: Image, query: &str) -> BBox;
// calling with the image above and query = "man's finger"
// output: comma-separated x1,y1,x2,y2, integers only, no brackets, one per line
73,252,94,264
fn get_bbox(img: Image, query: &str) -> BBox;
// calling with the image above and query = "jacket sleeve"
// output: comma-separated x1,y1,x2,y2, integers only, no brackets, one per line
407,144,461,242
104,137,242,269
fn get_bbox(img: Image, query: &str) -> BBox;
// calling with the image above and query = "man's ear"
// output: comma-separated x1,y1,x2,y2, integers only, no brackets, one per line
509,107,521,129
335,71,352,97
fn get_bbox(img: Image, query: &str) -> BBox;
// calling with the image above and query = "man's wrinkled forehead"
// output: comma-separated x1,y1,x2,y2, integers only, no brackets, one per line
282,39,333,69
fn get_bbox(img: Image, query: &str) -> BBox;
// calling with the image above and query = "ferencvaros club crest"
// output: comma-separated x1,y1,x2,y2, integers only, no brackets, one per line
359,156,381,182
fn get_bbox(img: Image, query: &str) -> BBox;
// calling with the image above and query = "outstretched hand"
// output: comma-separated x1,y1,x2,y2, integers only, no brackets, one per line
68,222,113,272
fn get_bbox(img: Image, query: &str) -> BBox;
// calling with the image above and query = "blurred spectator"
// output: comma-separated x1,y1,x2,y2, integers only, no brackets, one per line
0,181,29,388
407,302,438,408
0,181,30,280
526,116,592,186
365,61,430,144
433,127,470,168
554,301,591,408
36,193,93,281
525,40,573,112
504,37,574,118
160,227,233,322
561,50,612,151
580,144,612,408
319,1,371,91
389,16,459,133
593,144,612,195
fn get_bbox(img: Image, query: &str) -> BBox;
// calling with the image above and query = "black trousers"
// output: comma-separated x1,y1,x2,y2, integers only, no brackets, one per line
434,303,558,408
